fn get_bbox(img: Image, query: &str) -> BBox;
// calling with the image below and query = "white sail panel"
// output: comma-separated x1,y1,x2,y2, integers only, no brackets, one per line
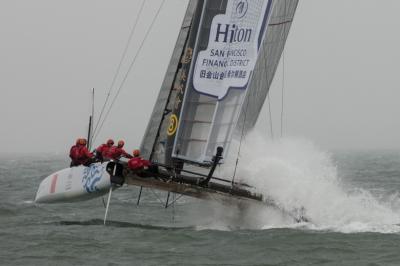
172,0,274,164
193,0,271,99
237,0,299,134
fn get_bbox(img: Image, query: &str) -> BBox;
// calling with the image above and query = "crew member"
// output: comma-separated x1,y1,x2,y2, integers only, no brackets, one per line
77,138,94,166
105,140,132,160
69,138,94,166
128,149,150,172
69,138,82,167
95,139,114,161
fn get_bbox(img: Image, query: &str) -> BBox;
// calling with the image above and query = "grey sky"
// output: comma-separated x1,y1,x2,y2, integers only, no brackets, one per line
1,0,399,153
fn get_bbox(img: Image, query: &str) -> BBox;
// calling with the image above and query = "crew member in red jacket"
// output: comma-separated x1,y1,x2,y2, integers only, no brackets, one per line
69,138,82,167
105,140,132,160
95,139,114,161
78,138,94,166
69,138,94,167
128,149,150,172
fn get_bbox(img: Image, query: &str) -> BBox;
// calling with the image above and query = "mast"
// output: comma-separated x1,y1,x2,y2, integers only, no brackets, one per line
140,0,201,164
87,88,95,150
87,116,92,149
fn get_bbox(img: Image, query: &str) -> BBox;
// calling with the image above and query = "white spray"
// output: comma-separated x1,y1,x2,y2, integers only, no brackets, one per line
215,132,400,233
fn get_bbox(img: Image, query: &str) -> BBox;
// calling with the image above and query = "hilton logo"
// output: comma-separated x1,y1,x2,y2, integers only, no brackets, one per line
215,23,252,43
236,0,248,18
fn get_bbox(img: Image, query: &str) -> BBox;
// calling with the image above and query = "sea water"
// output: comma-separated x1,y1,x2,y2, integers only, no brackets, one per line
1,138,400,265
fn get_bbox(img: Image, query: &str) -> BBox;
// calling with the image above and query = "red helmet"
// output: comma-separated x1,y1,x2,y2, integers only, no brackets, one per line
117,140,124,148
106,139,114,146
133,149,140,157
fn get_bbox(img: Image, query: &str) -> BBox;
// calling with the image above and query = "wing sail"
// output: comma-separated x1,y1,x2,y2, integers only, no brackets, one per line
171,0,275,164
142,0,299,168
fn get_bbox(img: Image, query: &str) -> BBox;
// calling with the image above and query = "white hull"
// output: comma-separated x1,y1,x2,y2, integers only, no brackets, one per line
35,162,112,203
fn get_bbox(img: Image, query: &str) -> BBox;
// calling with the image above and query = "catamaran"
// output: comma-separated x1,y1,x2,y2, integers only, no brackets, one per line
35,0,301,222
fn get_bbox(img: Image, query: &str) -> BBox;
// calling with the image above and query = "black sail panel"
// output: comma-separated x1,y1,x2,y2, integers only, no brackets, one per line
140,0,200,162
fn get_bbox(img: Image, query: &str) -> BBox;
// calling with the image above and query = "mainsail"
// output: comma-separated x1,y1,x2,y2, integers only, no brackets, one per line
142,0,298,168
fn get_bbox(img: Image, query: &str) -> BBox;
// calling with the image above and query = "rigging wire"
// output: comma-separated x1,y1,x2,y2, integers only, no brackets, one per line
280,50,285,138
92,0,146,141
93,0,167,143
261,37,273,140
233,0,292,178
232,90,251,185
149,188,166,205
280,0,288,138
267,94,274,139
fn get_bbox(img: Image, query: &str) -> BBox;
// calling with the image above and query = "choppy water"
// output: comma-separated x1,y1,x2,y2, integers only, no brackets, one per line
1,140,400,265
